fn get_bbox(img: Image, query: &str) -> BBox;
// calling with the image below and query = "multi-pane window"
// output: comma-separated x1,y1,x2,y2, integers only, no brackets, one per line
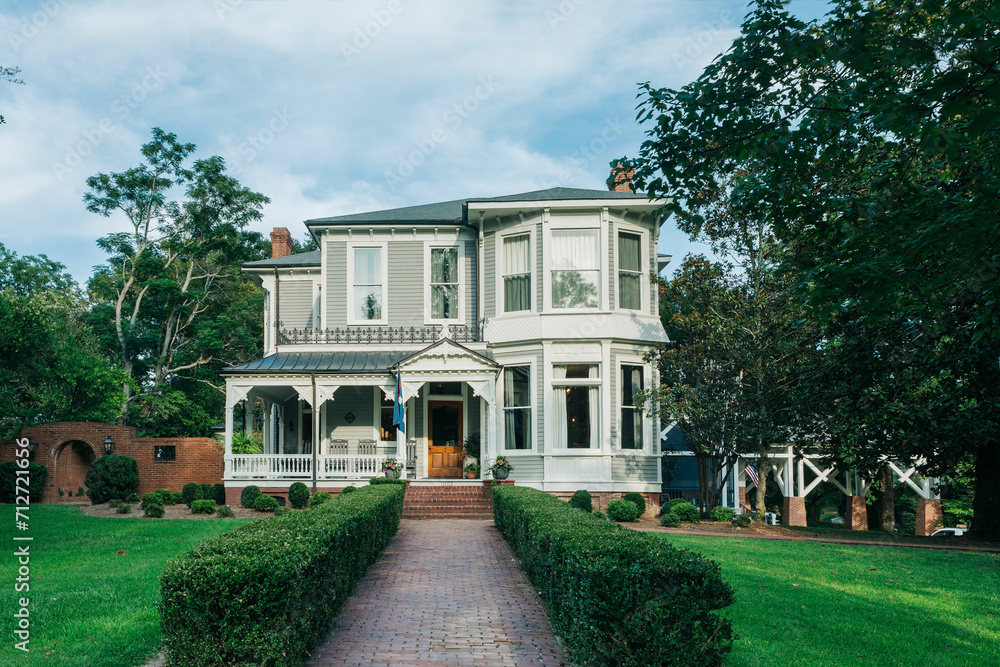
618,232,642,310
552,364,600,448
620,365,644,450
353,247,383,321
503,234,531,312
503,366,531,450
380,393,395,440
430,247,459,320
551,229,599,309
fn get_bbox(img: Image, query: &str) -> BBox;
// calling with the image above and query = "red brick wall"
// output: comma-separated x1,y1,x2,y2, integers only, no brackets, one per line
270,227,292,258
846,495,868,531
782,496,807,527
0,422,223,503
915,498,943,537
548,489,660,519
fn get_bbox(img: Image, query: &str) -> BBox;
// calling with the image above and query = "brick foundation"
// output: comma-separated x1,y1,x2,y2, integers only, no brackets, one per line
548,490,660,519
846,495,868,531
915,498,943,536
0,422,223,503
782,496,807,527
738,486,749,513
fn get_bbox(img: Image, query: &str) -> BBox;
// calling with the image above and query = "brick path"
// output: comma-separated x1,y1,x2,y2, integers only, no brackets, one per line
308,519,570,667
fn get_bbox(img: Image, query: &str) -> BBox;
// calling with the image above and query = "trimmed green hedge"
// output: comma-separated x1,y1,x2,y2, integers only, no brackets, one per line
85,455,139,504
368,477,406,486
493,486,734,666
0,462,48,503
160,483,405,666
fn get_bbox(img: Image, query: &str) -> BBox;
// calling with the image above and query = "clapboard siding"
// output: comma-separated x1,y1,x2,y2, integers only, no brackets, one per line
278,280,313,329
327,386,376,444
611,457,659,482
510,455,544,482
326,241,347,326
483,231,495,318
387,241,423,326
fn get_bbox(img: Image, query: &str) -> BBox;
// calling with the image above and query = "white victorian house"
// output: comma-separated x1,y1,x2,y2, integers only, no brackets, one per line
221,181,672,508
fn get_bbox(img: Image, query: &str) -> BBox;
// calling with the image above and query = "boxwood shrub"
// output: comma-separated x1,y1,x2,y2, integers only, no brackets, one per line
710,506,735,523
623,492,647,517
310,492,332,507
212,483,227,505
569,489,592,513
673,502,700,523
288,482,310,509
606,498,640,522
160,483,405,666
182,482,204,507
339,486,356,496
191,499,217,515
660,512,681,528
253,495,279,512
216,505,235,518
0,462,48,504
240,485,261,508
493,486,734,666
368,477,406,486
84,455,139,504
144,502,164,518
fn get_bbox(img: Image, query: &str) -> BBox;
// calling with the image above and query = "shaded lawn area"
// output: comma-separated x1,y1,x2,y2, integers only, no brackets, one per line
662,534,1000,667
0,504,250,667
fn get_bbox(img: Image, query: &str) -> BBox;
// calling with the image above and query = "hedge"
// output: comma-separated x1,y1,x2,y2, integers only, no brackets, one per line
493,486,734,666
367,477,406,486
160,483,405,666
85,455,139,504
0,462,48,503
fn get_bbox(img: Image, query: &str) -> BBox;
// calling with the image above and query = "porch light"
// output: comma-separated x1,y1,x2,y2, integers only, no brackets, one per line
27,438,39,456
104,436,115,455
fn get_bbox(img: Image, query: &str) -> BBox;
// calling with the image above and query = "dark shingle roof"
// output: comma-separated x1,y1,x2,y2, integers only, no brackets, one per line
242,250,321,269
304,188,655,226
223,351,410,374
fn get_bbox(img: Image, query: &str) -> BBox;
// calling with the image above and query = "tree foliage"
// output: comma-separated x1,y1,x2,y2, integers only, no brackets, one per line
626,0,1000,538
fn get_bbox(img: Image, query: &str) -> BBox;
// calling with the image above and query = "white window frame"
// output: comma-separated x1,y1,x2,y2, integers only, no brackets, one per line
495,227,536,315
347,242,388,325
550,362,602,451
614,222,650,314
423,242,465,324
616,358,650,454
311,280,322,330
542,211,606,312
499,358,536,455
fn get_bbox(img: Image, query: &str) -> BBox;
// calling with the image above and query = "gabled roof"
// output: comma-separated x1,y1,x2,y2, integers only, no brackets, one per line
393,337,497,370
304,187,655,227
242,250,321,269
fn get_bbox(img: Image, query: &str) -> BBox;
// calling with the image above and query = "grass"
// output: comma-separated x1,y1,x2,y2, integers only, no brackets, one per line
661,534,1000,666
0,504,250,667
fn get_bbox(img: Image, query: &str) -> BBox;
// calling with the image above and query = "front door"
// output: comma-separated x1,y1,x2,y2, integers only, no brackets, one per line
428,400,463,477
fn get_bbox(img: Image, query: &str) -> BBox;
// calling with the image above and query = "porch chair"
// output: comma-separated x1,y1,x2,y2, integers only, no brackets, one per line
406,439,417,474
358,439,377,456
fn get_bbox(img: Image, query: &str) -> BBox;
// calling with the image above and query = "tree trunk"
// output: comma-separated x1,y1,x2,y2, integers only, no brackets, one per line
754,470,767,520
876,466,895,533
970,442,1000,541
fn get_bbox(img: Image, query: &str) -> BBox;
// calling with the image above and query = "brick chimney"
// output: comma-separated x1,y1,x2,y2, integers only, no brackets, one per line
270,227,292,258
607,163,635,193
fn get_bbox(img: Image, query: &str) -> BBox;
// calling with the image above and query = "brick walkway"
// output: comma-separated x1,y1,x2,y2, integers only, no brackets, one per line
308,519,570,667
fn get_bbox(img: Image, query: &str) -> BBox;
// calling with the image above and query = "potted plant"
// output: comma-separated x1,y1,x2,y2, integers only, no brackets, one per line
463,463,480,479
491,455,512,480
462,431,481,470
382,458,400,478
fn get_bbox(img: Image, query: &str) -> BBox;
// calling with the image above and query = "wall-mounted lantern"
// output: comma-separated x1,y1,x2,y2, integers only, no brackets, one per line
104,436,115,455
27,437,39,456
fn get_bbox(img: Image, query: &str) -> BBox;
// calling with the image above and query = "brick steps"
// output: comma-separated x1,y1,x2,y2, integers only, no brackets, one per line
402,484,494,519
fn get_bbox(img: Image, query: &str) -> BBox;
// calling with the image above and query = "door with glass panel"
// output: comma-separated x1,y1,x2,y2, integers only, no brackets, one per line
427,401,463,477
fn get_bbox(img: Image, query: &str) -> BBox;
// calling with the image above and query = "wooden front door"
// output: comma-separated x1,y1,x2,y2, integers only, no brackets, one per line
428,400,463,478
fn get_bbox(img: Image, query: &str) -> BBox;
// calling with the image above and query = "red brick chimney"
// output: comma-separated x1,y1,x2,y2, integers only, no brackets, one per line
270,227,292,258
607,163,635,193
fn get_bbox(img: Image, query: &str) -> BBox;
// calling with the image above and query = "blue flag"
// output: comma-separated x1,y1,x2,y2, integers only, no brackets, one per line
393,369,405,433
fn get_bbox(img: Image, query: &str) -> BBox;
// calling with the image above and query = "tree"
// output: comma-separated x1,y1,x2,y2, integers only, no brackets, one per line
625,0,1000,538
0,242,80,297
84,128,269,434
1,66,23,126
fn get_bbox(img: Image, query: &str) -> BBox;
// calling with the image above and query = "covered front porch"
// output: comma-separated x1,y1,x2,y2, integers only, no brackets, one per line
221,339,500,487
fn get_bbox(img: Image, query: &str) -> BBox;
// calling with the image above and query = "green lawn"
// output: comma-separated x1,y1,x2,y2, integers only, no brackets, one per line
662,534,1000,666
0,504,250,667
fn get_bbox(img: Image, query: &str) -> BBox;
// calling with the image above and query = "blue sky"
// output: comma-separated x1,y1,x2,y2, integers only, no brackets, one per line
0,0,832,285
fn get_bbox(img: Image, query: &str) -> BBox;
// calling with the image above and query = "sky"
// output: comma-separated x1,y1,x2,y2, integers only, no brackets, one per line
0,0,832,286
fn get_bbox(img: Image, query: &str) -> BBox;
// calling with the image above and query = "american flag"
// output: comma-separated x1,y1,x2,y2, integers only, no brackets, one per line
744,460,759,486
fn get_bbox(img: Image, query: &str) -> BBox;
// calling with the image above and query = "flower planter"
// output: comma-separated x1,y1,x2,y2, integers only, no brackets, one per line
384,470,399,479
465,470,476,479
493,468,509,480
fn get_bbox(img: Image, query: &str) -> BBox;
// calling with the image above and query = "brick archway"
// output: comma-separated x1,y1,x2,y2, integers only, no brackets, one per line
53,440,97,501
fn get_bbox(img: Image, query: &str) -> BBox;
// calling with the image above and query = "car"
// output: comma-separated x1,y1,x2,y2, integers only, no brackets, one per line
930,527,966,538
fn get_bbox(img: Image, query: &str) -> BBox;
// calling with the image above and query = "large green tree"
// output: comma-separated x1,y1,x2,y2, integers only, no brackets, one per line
625,0,1000,538
84,128,269,435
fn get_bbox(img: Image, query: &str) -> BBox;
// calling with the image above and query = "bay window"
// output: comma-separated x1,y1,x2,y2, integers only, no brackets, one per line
503,365,531,450
502,234,531,312
618,232,642,310
551,229,599,309
552,364,600,449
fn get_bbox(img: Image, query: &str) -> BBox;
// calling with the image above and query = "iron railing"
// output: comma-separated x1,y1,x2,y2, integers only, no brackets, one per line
278,322,483,345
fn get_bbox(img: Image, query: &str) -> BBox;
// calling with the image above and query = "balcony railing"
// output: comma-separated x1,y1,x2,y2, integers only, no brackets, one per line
228,454,390,480
277,322,483,345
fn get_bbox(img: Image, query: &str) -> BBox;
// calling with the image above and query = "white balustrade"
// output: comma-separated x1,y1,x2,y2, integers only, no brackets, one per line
228,453,387,480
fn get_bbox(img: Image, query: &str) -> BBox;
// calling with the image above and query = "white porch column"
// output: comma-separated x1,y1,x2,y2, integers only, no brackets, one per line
224,383,252,477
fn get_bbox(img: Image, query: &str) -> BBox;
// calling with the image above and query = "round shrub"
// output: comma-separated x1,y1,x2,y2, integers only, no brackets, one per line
200,483,214,503
170,491,184,505
212,483,226,505
732,513,753,528
144,502,164,518
191,499,217,515
288,482,310,509
253,495,278,512
140,493,161,511
156,488,174,504
240,485,261,508
623,492,647,517
116,503,132,514
339,486,357,496
125,492,141,503
664,498,693,514
711,506,735,523
591,510,606,521
182,482,204,507
85,455,139,505
309,492,332,507
0,462,48,503
660,512,681,527
673,502,700,523
606,499,640,522
216,505,235,518
569,489,592,513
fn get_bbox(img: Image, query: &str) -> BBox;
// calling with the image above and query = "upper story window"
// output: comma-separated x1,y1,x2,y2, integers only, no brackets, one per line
618,232,642,311
503,365,532,450
620,364,644,450
552,363,600,449
348,243,387,324
430,247,459,320
502,234,531,313
551,229,599,309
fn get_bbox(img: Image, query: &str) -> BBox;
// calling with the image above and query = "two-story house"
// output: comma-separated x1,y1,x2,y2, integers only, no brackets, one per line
221,178,671,510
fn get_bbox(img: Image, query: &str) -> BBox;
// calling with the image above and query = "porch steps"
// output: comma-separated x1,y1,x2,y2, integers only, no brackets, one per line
403,483,494,519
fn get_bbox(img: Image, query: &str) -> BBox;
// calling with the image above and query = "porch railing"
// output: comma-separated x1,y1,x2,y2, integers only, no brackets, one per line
277,322,483,345
228,454,391,480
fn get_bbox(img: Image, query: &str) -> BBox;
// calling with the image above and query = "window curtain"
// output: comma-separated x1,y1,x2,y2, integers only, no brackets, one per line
503,235,531,312
588,364,600,449
551,230,599,308
618,233,641,310
551,365,567,448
